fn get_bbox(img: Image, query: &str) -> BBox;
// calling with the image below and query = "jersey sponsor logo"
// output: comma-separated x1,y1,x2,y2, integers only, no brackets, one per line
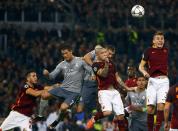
152,51,155,54
142,96,146,100
93,67,98,72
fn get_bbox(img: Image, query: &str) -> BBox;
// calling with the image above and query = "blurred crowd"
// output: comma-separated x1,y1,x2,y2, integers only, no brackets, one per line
0,0,178,130
0,0,178,28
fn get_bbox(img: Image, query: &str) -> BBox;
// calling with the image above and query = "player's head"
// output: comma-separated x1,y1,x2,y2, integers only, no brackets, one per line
127,65,136,78
106,45,115,59
136,73,147,89
60,44,73,61
26,70,38,84
95,45,103,52
152,31,164,48
96,47,108,61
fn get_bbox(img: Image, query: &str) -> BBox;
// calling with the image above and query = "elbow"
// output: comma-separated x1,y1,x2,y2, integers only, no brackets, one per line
34,93,41,97
99,72,108,78
49,74,54,80
83,56,92,65
138,64,142,72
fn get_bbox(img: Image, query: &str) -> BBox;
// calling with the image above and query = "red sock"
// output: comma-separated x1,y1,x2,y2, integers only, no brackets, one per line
125,118,129,131
154,110,164,131
147,114,154,131
93,112,104,121
118,120,127,131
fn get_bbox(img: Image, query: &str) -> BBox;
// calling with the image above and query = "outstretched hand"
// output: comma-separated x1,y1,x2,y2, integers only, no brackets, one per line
43,69,49,76
126,86,137,92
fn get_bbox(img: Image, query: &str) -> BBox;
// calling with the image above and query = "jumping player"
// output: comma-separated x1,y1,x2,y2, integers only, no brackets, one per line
164,83,178,131
139,31,169,131
82,44,115,118
86,47,131,131
0,71,50,131
42,44,94,129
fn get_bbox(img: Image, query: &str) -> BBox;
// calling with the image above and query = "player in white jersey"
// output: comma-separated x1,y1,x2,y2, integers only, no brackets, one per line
41,44,93,129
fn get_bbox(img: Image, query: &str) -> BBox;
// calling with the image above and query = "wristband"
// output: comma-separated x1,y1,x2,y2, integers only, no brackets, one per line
142,107,147,112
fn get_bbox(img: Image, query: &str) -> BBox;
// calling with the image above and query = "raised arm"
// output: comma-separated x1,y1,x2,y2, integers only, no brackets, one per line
43,63,62,79
82,60,95,77
26,88,45,97
83,50,95,66
95,62,109,78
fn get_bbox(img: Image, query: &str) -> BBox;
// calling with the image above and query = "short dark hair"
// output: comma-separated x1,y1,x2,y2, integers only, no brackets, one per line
60,44,72,51
153,31,164,37
137,72,145,79
26,69,36,78
106,45,115,53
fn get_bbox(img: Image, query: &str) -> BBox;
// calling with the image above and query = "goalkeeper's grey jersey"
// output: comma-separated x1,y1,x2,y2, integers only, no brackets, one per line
125,90,147,122
49,57,93,93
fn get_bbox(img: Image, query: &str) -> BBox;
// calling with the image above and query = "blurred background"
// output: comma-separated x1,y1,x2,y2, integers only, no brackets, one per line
0,0,177,130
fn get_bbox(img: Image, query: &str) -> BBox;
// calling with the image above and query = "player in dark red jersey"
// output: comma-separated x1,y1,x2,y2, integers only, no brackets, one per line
139,31,169,131
0,71,51,131
125,65,137,87
86,47,131,131
164,83,178,131
119,65,137,99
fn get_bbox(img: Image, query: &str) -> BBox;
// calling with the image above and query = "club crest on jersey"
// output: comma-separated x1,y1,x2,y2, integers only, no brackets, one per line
163,49,167,53
24,84,29,88
93,67,98,72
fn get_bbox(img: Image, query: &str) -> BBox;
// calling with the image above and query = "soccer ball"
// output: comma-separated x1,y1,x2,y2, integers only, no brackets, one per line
131,5,144,17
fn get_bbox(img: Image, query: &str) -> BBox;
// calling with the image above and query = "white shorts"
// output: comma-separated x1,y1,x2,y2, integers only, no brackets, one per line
146,77,169,106
0,111,32,131
170,129,178,131
98,89,124,116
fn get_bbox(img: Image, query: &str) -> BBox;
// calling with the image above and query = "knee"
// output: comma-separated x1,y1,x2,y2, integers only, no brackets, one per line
147,105,155,114
60,103,69,111
116,114,125,120
157,103,165,110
